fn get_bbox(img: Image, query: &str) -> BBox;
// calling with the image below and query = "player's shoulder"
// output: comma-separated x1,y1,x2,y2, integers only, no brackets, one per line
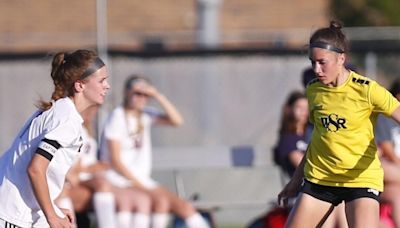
111,106,124,115
307,77,320,87
106,106,125,123
350,71,377,88
349,71,374,87
101,108,124,134
51,97,79,122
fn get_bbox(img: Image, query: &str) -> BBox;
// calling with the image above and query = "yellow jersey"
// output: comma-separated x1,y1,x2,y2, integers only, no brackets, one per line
304,71,400,191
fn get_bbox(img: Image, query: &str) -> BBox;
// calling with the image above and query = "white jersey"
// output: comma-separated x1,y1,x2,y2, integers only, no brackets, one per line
100,106,157,189
0,97,83,228
78,127,98,181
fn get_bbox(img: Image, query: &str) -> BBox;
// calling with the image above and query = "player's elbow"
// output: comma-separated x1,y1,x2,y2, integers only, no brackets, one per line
27,161,45,181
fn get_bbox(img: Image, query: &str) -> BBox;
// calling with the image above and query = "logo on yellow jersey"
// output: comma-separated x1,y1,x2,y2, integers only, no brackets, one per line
320,114,347,132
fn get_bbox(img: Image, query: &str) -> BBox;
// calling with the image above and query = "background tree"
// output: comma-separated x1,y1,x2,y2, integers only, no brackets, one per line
331,0,400,26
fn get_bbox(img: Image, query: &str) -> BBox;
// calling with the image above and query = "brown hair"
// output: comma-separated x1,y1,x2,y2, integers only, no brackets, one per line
38,49,101,110
279,91,307,135
309,20,348,53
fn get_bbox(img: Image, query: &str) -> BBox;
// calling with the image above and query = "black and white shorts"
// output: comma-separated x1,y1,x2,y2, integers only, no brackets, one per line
301,179,380,206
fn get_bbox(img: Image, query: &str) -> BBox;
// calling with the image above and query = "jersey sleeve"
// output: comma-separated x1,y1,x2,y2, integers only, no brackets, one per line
36,138,62,160
370,81,400,116
37,119,81,160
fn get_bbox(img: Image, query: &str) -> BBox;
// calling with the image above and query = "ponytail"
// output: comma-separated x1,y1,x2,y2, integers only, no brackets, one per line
37,50,101,110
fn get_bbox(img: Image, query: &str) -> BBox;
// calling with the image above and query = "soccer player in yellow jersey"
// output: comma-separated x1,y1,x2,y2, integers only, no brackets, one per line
278,21,400,228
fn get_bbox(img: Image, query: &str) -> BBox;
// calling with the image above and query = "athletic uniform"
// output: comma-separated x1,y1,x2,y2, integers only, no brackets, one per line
79,127,98,181
0,97,83,228
100,106,159,189
304,71,400,193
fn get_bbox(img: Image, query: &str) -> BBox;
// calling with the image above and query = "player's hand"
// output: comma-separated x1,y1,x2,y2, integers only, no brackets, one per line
144,84,159,98
60,208,75,225
134,82,159,98
278,179,301,207
47,214,74,228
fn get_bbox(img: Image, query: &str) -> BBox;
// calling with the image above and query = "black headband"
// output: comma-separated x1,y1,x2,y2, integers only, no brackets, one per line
81,57,105,79
309,42,344,53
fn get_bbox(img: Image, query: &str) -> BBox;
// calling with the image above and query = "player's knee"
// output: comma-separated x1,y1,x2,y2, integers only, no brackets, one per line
135,194,152,213
153,194,170,212
93,175,112,192
180,201,196,215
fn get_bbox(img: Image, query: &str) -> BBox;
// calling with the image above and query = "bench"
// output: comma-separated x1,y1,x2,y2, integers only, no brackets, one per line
152,146,283,226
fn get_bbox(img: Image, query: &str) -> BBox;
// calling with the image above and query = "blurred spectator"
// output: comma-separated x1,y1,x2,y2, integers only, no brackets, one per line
273,91,308,177
100,75,210,228
375,80,400,227
301,67,316,89
301,67,317,142
56,105,151,228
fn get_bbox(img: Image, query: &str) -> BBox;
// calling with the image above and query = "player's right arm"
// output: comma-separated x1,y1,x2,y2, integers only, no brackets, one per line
278,151,306,206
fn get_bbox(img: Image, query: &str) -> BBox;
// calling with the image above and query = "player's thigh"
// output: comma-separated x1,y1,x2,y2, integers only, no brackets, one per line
69,184,93,212
286,192,334,228
345,197,379,228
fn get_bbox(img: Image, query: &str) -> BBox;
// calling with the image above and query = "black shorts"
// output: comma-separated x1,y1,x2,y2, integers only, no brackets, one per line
301,180,380,206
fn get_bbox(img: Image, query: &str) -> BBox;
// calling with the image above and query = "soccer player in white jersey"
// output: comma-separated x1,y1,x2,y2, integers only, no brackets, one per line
56,105,152,228
0,50,110,228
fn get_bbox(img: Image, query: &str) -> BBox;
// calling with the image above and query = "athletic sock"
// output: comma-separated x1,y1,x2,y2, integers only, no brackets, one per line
131,213,150,228
185,212,210,228
152,213,170,228
117,211,131,228
93,192,117,228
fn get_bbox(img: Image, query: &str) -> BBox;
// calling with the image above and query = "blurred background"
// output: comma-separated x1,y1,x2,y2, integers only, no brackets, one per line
1,0,400,227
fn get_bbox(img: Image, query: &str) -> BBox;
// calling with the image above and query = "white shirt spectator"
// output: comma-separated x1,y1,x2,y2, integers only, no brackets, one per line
100,106,158,189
